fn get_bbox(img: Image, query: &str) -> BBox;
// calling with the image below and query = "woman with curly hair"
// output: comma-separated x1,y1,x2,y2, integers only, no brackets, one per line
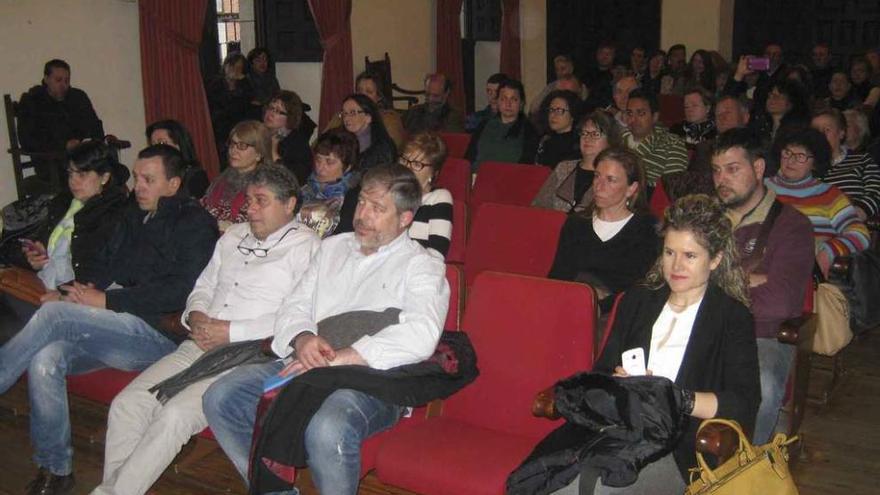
552,194,760,494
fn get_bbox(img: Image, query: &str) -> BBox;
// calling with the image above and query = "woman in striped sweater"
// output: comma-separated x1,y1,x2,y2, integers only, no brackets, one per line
766,127,870,277
397,132,454,257
812,108,880,219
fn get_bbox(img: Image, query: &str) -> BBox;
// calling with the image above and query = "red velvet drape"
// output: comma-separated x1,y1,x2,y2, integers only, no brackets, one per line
139,0,219,178
499,0,521,81
436,0,465,112
308,0,355,131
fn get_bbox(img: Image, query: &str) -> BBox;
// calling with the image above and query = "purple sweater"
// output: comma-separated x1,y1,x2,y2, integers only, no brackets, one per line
731,190,815,338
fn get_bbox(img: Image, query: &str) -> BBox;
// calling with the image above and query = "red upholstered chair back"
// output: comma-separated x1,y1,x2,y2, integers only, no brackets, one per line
446,200,467,264
649,178,671,220
439,132,471,159
658,95,684,128
436,157,471,204
444,264,463,331
470,162,551,211
445,272,595,438
463,203,566,288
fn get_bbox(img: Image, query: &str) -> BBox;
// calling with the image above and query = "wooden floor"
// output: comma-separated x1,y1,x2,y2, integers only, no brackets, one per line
0,329,878,494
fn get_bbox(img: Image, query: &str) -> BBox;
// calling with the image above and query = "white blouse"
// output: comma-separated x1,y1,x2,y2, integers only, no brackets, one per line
647,296,704,381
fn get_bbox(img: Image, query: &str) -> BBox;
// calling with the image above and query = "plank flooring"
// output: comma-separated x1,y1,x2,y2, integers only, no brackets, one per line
0,329,878,494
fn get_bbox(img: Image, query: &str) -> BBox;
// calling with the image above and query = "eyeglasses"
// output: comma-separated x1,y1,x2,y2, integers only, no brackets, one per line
579,130,606,140
152,138,173,146
228,140,253,151
236,228,296,257
548,107,569,115
399,154,432,171
265,106,288,116
781,149,813,163
339,109,367,118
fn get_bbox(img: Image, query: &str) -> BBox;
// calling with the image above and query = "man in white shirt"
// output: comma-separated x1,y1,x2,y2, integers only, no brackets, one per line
92,165,320,495
203,165,449,494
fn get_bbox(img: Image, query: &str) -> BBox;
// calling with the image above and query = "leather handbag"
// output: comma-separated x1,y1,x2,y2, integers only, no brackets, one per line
685,419,799,495
812,282,853,356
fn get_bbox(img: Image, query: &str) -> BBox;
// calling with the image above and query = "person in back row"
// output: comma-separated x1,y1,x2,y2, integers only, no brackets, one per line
93,165,320,495
0,145,217,495
147,120,210,199
403,73,465,134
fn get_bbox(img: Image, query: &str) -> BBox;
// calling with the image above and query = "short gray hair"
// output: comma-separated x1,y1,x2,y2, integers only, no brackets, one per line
361,164,422,214
245,164,301,202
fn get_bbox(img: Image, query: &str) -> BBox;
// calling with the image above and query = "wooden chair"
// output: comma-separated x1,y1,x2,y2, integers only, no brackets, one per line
364,53,423,110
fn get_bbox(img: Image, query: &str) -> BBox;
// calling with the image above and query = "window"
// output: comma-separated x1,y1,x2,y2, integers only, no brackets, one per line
257,0,323,63
217,0,242,61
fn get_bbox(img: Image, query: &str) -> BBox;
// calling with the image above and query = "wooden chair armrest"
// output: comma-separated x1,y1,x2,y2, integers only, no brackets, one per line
158,311,188,339
391,83,426,96
695,421,739,463
532,385,560,420
777,314,811,345
829,256,852,282
104,135,131,150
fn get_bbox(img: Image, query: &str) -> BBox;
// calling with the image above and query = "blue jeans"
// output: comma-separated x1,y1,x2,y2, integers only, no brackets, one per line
0,302,176,475
204,362,403,494
754,337,796,444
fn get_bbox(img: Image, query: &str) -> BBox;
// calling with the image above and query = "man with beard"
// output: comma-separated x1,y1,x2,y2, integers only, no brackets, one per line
403,73,465,133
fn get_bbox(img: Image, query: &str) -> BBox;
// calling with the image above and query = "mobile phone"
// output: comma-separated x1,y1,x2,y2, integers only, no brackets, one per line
18,238,36,250
747,56,770,72
621,348,647,376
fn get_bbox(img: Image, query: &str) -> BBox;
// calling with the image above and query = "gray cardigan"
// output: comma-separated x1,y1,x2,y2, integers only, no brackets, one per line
531,159,593,212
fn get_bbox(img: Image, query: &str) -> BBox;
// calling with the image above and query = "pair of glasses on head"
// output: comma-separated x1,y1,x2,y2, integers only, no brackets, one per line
236,228,297,257
339,109,367,118
547,107,570,115
781,149,813,163
399,154,432,171
265,106,288,116
579,130,605,140
228,140,254,151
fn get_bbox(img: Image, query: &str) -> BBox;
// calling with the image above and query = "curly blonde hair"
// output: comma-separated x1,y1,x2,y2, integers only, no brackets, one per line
644,194,750,307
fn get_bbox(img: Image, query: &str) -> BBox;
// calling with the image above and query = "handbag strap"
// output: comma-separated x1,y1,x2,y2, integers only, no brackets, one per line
693,418,756,484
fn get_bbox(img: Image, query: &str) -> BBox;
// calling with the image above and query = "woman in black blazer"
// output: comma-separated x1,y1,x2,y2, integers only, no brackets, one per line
554,194,760,494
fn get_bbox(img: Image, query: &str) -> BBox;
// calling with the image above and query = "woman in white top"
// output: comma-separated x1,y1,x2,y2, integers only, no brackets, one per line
553,194,760,494
397,132,454,257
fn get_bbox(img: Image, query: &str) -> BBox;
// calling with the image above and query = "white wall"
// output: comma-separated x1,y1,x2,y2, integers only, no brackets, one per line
473,42,500,110
0,0,146,207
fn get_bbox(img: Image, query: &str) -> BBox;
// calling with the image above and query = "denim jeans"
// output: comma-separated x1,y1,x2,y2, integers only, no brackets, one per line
754,337,796,444
0,302,176,475
204,363,403,494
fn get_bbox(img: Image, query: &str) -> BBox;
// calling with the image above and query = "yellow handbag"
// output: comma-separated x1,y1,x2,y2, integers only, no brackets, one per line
684,418,799,495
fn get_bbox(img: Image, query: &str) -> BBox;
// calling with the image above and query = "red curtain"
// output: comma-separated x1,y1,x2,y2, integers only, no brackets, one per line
139,0,219,178
499,0,521,81
436,0,465,112
308,0,355,131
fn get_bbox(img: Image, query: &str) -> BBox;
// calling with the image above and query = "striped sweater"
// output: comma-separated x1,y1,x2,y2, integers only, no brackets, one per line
825,148,880,217
766,175,870,259
408,188,453,257
622,124,689,186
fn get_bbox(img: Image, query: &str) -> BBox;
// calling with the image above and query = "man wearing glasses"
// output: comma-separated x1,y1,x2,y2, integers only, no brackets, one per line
92,165,319,495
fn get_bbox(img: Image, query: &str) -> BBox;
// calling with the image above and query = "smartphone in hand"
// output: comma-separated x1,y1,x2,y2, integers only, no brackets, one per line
18,238,37,250
621,348,647,376
746,56,770,72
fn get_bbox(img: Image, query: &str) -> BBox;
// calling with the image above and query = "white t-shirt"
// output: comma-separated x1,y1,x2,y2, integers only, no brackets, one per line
593,214,633,242
647,296,704,381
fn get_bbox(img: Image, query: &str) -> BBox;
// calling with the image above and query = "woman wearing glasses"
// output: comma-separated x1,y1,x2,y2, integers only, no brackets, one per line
202,120,273,231
533,111,622,213
340,93,397,171
296,129,360,238
397,133,453,256
535,89,583,169
766,127,870,277
263,90,317,185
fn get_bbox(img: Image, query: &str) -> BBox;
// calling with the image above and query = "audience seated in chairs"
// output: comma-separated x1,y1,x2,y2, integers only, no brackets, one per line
711,128,815,443
339,93,398,172
324,71,406,148
203,165,449,492
207,52,256,164
766,127,870,279
466,78,539,172
545,194,759,495
296,129,360,238
622,89,689,190
670,87,717,148
534,89,583,169
263,90,317,185
402,73,465,134
93,165,319,495
465,72,507,133
548,147,659,314
0,144,218,495
146,120,210,199
608,75,640,128
812,108,880,220
748,79,811,145
1,141,128,324
201,120,273,231
824,70,861,112
533,110,623,213
17,59,105,185
246,47,281,108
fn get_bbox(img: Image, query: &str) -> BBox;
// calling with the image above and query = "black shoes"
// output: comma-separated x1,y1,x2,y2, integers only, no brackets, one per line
25,468,75,495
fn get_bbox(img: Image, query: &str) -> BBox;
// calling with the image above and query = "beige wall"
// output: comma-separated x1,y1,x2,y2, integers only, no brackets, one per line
0,0,145,208
520,0,547,107
661,0,733,59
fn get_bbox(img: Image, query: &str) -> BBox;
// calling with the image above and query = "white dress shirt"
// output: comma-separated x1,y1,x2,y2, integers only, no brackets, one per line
271,231,449,370
182,220,321,342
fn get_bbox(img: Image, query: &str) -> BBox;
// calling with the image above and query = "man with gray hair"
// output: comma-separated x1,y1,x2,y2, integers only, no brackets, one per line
93,165,321,495
204,164,449,494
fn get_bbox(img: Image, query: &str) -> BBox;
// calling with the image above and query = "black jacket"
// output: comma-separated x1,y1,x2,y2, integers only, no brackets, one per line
17,84,104,152
91,194,218,340
594,284,760,479
465,114,540,165
278,114,317,185
358,134,398,171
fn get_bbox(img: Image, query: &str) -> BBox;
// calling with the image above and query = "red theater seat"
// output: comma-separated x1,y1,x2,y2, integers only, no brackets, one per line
436,157,471,204
470,161,550,211
439,132,471,159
